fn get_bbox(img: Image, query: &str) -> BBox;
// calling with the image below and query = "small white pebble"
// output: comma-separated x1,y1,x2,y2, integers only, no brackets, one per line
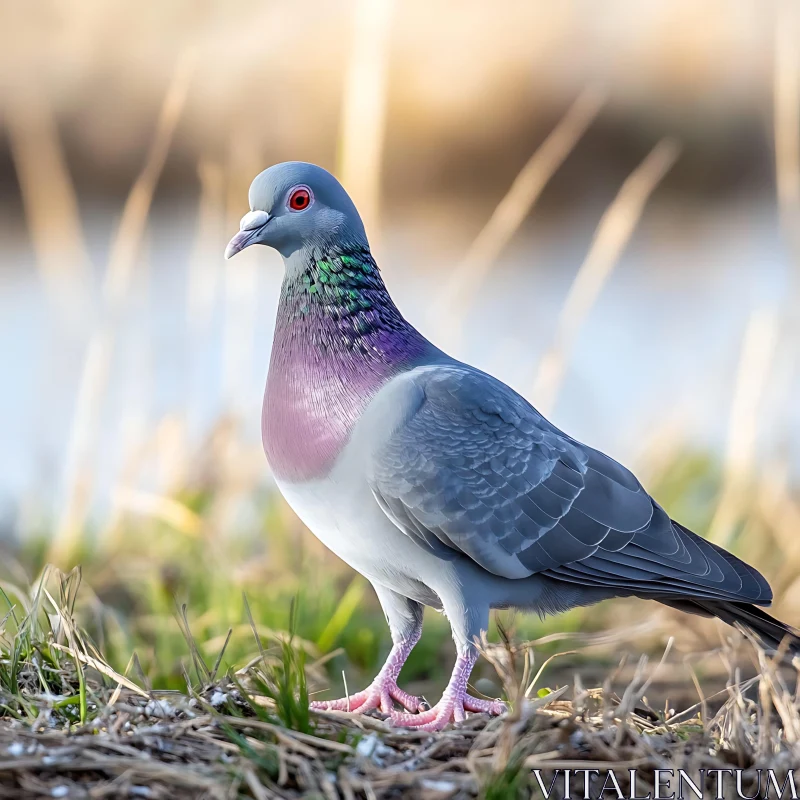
210,691,227,707
6,742,24,757
51,787,69,798
355,734,378,758
421,779,458,793
355,733,393,764
145,700,176,718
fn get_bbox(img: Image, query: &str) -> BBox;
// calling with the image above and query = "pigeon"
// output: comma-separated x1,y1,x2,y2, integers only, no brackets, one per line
225,161,799,731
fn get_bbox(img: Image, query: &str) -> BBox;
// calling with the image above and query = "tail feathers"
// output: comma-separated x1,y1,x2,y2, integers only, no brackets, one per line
660,598,800,657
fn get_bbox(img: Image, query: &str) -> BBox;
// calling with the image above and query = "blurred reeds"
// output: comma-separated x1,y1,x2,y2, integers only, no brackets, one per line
337,0,395,243
50,51,197,563
530,137,681,415
6,91,92,328
432,86,606,349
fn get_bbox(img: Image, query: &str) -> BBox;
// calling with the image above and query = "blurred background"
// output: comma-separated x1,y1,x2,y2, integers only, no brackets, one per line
1,0,799,701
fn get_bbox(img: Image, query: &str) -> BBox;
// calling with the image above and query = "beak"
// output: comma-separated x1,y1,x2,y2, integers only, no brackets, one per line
225,210,271,259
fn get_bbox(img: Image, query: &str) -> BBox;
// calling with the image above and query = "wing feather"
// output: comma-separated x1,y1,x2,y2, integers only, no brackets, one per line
368,365,771,605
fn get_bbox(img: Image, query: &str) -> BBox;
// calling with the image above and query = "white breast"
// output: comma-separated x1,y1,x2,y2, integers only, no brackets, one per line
273,368,451,605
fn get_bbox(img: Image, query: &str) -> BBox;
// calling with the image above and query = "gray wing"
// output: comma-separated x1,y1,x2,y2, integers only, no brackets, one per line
368,366,771,604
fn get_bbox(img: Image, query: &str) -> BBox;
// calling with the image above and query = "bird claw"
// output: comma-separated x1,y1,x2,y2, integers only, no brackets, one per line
310,677,422,714
390,693,507,731
463,695,508,715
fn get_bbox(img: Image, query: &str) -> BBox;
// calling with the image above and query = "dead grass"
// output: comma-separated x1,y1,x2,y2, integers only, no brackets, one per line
1,651,798,800
0,569,799,799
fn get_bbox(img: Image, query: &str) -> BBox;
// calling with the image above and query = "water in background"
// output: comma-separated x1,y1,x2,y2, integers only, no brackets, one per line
0,189,795,531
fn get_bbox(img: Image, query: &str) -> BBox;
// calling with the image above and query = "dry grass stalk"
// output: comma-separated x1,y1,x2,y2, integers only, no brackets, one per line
631,411,690,486
772,0,800,462
111,487,203,538
102,413,180,549
774,0,800,226
6,90,92,327
336,0,395,244
222,135,263,412
188,159,226,336
756,461,800,595
708,308,778,546
431,86,605,347
103,51,196,307
2,593,800,800
52,331,114,559
530,138,680,415
50,51,196,564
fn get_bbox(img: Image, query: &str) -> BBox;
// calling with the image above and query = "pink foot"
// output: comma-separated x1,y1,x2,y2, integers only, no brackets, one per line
390,650,506,731
311,676,421,714
310,636,421,714
391,694,506,730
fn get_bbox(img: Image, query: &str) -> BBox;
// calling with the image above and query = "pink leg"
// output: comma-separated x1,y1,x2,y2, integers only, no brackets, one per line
390,650,506,731
311,633,422,714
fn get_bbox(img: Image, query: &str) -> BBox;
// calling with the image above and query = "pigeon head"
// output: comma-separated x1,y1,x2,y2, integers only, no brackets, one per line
225,162,368,261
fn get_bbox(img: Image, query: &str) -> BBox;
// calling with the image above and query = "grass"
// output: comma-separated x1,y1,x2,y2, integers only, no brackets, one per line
2,401,797,796
5,440,797,691
0,560,799,798
0,431,798,800
0,449,797,797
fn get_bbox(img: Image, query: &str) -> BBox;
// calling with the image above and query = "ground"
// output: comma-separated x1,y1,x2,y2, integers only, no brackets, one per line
0,595,798,799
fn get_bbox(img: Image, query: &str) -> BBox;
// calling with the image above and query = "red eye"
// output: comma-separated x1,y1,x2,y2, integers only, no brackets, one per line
288,187,312,211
